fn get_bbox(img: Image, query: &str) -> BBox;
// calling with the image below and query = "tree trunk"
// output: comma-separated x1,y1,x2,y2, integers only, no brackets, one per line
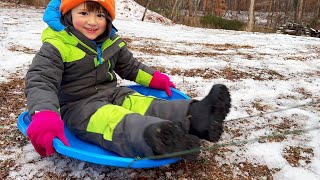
194,0,202,14
285,0,291,18
141,0,151,21
203,0,208,13
283,0,292,23
170,0,179,20
267,0,274,27
230,0,236,16
296,0,304,23
316,0,320,17
237,0,241,14
275,0,279,13
247,0,255,31
226,0,231,14
188,0,193,17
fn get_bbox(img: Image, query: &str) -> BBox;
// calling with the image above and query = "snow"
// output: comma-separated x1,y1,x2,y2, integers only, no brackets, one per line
0,0,320,179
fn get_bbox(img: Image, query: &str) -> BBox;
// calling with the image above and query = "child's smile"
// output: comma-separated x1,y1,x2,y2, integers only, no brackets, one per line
85,27,98,34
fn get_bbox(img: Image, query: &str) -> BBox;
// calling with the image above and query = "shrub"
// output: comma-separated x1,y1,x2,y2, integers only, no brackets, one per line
309,18,320,29
200,15,244,31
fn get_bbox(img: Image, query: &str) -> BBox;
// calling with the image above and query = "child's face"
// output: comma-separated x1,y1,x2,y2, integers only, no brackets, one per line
71,3,107,40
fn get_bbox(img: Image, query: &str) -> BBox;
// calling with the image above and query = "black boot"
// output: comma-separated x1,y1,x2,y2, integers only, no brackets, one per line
144,121,200,160
188,84,231,142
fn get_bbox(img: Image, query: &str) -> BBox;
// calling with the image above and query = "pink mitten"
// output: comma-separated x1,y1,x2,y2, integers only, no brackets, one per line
26,110,69,156
149,71,176,97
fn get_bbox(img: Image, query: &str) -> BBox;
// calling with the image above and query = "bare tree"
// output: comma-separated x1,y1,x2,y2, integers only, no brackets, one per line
188,0,193,16
141,0,151,21
285,0,292,19
315,0,320,17
247,0,255,31
267,0,274,27
213,0,227,16
194,0,202,13
170,0,179,20
135,0,320,29
203,0,214,15
295,0,304,23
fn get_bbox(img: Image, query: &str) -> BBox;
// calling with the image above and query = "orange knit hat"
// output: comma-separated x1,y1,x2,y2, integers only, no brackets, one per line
60,0,115,21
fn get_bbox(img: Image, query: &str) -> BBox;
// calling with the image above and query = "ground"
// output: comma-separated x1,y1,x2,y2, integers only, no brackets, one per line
0,1,320,179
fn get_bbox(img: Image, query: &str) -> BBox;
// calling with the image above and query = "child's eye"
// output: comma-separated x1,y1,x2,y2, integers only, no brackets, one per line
79,12,88,15
97,13,105,18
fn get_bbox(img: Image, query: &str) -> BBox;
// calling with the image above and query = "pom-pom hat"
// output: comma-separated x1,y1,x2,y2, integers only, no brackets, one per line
60,0,115,21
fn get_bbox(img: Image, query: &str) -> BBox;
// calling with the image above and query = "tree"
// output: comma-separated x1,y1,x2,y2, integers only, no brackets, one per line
188,0,193,16
315,0,320,17
170,0,180,20
247,0,255,31
210,0,226,16
295,0,304,23
141,0,151,21
285,0,292,20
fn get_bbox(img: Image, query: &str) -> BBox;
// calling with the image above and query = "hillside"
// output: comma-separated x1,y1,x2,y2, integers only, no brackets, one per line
0,1,319,179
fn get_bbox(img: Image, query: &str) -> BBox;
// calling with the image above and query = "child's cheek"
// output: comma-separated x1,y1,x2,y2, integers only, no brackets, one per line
73,20,85,30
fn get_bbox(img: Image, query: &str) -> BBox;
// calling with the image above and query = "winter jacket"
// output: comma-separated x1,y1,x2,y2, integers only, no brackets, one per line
25,26,155,115
25,26,193,157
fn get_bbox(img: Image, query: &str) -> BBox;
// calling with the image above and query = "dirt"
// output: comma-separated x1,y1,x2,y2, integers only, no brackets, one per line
283,146,314,167
150,66,285,82
1,2,319,178
8,45,37,55
0,72,278,179
0,69,302,179
0,64,280,180
1,44,317,180
0,75,28,179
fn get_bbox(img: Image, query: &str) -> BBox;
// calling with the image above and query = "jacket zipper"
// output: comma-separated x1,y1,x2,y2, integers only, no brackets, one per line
73,34,114,80
97,44,103,65
96,43,113,80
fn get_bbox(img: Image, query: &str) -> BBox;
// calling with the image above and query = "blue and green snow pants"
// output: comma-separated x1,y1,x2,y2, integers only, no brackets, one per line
60,87,192,157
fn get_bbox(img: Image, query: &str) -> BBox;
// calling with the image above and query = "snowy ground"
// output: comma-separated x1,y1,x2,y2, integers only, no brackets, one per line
0,0,320,179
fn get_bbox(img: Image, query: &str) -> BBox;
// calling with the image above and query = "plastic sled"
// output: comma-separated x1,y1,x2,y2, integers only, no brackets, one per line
17,85,190,168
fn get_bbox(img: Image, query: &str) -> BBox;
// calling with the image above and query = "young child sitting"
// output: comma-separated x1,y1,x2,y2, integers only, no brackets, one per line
25,0,231,160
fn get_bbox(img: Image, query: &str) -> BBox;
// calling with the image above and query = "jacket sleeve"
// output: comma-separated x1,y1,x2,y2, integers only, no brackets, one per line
25,42,64,115
114,45,156,87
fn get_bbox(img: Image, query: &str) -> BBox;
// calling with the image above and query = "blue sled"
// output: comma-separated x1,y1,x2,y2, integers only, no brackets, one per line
17,85,190,168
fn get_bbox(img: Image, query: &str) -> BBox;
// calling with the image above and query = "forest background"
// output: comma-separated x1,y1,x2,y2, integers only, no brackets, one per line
4,0,320,32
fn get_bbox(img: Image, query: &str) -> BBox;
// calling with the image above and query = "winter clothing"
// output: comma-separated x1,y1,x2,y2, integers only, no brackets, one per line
149,71,176,97
188,84,231,142
144,121,200,160
26,0,230,159
60,0,116,21
26,25,193,157
26,0,193,157
26,110,69,156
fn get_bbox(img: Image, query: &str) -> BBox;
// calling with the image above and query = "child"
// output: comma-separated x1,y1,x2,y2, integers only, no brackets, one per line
25,0,231,159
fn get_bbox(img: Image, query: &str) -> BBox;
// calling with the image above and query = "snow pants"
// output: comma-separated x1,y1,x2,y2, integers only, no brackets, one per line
60,87,192,157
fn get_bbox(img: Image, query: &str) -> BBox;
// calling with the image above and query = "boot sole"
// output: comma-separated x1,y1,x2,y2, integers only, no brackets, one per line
144,122,200,160
208,84,231,142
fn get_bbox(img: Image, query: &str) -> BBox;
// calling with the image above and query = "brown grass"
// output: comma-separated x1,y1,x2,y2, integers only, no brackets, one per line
283,146,314,167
